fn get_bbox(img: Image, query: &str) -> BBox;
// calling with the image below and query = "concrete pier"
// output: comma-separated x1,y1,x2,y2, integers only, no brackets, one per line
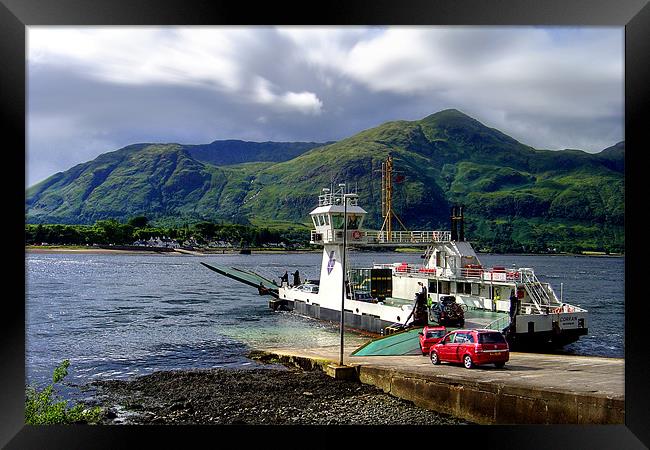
251,346,624,424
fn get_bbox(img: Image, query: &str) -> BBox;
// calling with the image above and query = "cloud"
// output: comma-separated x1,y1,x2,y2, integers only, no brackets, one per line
27,26,623,186
28,27,323,115
250,77,322,115
282,27,623,148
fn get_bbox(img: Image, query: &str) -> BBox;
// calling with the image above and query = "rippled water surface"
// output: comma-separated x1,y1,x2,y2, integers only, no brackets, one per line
26,251,624,395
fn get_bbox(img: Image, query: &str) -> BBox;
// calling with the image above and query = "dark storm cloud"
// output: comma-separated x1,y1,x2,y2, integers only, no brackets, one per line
27,27,623,187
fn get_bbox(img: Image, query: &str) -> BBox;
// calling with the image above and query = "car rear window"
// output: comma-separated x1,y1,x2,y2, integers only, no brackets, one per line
426,330,446,339
479,332,506,344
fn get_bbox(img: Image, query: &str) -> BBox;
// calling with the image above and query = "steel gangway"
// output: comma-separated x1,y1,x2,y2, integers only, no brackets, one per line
519,268,557,315
421,245,435,265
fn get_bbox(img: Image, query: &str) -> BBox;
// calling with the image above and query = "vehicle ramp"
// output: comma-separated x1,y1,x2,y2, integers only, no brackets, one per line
352,328,423,356
200,262,279,298
351,310,510,357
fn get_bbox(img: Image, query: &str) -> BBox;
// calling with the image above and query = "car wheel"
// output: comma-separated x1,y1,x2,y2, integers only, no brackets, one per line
463,354,474,369
430,351,440,365
494,362,505,369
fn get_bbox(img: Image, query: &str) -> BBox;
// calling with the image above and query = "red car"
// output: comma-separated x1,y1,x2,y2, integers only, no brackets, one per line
429,329,509,369
418,326,447,355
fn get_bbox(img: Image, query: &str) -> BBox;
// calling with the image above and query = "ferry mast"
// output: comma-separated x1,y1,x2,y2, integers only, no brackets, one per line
379,154,408,239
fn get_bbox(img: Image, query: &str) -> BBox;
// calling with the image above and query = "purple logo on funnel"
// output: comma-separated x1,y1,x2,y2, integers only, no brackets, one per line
327,251,336,275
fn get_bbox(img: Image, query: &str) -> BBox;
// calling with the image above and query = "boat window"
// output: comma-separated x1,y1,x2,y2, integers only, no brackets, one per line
312,217,318,227
347,214,359,229
331,214,344,228
324,215,330,226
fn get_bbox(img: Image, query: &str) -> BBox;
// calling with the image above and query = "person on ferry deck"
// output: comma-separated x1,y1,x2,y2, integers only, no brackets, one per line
280,271,289,285
509,290,519,331
293,270,301,286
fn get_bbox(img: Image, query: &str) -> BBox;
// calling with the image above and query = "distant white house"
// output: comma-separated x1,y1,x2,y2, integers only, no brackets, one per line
133,236,180,248
183,237,201,248
207,240,233,248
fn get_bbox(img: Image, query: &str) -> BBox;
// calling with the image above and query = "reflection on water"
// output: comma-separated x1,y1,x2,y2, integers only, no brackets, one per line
26,251,623,398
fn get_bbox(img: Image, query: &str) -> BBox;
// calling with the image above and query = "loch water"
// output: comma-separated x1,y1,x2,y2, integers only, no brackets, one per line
26,251,624,396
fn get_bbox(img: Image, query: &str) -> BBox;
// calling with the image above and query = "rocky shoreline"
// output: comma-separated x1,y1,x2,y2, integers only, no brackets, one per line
91,365,470,425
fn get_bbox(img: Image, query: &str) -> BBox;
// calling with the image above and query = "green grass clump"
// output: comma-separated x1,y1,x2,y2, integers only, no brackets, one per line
25,360,103,425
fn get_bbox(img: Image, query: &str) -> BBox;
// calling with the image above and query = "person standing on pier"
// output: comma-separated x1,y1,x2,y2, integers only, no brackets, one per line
293,270,301,287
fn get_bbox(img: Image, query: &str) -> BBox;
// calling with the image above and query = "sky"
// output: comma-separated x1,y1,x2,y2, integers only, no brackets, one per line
27,26,624,187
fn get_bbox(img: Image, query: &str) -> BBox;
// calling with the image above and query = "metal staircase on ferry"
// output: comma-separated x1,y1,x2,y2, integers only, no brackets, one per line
519,269,557,314
422,245,435,264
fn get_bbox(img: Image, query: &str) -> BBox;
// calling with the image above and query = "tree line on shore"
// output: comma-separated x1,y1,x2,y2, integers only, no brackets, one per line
25,216,309,249
25,216,623,254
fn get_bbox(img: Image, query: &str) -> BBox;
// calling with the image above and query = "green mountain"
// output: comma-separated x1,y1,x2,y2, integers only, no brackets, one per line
26,109,625,252
185,140,331,166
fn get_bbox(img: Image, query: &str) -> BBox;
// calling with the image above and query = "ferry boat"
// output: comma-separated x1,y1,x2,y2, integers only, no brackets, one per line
202,159,588,350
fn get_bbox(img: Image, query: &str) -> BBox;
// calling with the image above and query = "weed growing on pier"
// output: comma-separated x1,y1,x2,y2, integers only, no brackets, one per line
25,359,103,425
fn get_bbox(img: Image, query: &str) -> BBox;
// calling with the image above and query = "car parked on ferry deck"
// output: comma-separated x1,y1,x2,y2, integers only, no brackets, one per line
418,326,447,355
296,284,319,294
429,329,509,369
430,295,465,327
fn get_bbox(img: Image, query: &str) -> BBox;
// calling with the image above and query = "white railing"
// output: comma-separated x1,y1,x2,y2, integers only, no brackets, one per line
485,315,511,331
318,191,359,207
458,267,523,282
373,263,435,277
310,229,451,246
371,263,533,282
364,230,451,244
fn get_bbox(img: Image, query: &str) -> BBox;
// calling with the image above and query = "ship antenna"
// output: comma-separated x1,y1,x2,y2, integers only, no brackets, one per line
378,154,408,241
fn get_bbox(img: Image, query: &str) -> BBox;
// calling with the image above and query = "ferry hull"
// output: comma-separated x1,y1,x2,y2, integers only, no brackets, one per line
271,296,588,350
508,327,588,350
274,298,403,335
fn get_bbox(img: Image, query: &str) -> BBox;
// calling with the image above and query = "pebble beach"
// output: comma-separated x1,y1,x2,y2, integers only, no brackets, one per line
91,366,470,425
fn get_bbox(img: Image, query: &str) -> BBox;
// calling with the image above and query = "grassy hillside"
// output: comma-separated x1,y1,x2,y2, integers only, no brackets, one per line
25,109,625,252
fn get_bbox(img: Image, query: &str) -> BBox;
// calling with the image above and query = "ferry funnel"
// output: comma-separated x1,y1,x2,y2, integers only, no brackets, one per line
450,206,458,241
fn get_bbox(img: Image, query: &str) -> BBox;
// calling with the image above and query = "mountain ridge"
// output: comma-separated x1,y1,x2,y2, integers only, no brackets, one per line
25,110,624,252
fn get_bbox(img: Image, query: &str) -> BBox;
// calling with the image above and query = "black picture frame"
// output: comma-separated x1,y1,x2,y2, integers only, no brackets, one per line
3,0,648,447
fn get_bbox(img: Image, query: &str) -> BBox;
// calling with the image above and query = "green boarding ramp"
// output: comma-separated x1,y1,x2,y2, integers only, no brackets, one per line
351,309,510,357
352,328,423,356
